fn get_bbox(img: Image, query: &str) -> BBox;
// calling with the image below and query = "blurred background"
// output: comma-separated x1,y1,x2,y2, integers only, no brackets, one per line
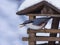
0,0,28,45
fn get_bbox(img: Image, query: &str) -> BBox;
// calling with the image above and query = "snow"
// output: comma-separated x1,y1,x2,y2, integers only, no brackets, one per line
46,0,60,9
18,0,60,12
18,0,42,11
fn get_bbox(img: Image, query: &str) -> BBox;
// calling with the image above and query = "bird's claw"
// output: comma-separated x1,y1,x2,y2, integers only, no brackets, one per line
43,28,48,32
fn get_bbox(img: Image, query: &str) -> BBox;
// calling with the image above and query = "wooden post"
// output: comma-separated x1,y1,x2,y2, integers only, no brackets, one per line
29,33,36,45
29,15,36,20
28,14,36,45
58,27,60,45
48,17,59,45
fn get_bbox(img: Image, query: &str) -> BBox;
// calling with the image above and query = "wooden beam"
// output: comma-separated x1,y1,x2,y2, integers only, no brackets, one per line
27,14,60,17
29,15,36,20
27,29,60,33
22,36,60,41
29,14,36,45
29,33,36,45
48,17,60,45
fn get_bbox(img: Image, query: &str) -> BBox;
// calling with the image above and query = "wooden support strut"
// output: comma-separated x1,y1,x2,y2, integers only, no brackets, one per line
29,33,36,45
29,14,36,45
48,17,60,45
29,15,36,20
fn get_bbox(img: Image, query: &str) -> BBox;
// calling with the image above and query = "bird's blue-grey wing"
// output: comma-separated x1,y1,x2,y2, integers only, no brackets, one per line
23,20,33,24
33,17,51,26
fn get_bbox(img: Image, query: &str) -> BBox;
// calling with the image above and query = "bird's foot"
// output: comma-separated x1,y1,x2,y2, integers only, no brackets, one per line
43,28,48,32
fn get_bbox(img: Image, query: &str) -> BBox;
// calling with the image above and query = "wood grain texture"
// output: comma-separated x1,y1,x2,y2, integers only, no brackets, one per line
29,15,36,20
22,36,60,41
48,17,60,45
27,29,60,33
27,14,60,17
29,13,36,45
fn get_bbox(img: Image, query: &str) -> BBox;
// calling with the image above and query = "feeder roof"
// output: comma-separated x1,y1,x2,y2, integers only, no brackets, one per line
16,0,60,15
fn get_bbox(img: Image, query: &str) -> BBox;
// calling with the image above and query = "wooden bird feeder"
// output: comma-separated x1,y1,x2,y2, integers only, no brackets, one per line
16,1,60,45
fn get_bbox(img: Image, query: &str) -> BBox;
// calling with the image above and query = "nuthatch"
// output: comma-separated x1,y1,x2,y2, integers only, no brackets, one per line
20,17,51,30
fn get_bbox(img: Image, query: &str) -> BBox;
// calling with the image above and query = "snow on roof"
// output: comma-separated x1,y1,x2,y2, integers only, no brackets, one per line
47,0,60,9
18,0,60,11
18,0,42,11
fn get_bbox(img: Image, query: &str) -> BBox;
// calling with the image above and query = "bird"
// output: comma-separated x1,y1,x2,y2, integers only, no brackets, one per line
20,17,52,30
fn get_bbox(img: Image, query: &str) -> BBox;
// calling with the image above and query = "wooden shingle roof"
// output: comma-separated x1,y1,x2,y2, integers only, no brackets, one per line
16,1,60,15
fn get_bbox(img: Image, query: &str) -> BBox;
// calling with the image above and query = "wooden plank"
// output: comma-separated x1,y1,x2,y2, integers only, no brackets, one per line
27,14,60,17
27,29,60,33
22,36,60,41
48,17,60,45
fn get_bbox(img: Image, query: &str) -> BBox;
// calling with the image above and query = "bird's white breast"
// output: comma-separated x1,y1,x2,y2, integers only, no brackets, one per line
26,23,44,30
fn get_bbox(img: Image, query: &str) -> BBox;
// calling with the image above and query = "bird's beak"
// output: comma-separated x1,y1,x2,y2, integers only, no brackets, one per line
19,24,25,28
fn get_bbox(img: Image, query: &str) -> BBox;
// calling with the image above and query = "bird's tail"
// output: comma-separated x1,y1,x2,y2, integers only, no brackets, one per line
47,16,55,19
45,16,54,20
44,16,53,23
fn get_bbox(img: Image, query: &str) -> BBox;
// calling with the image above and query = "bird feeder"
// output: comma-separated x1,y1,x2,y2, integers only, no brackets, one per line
16,1,60,45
